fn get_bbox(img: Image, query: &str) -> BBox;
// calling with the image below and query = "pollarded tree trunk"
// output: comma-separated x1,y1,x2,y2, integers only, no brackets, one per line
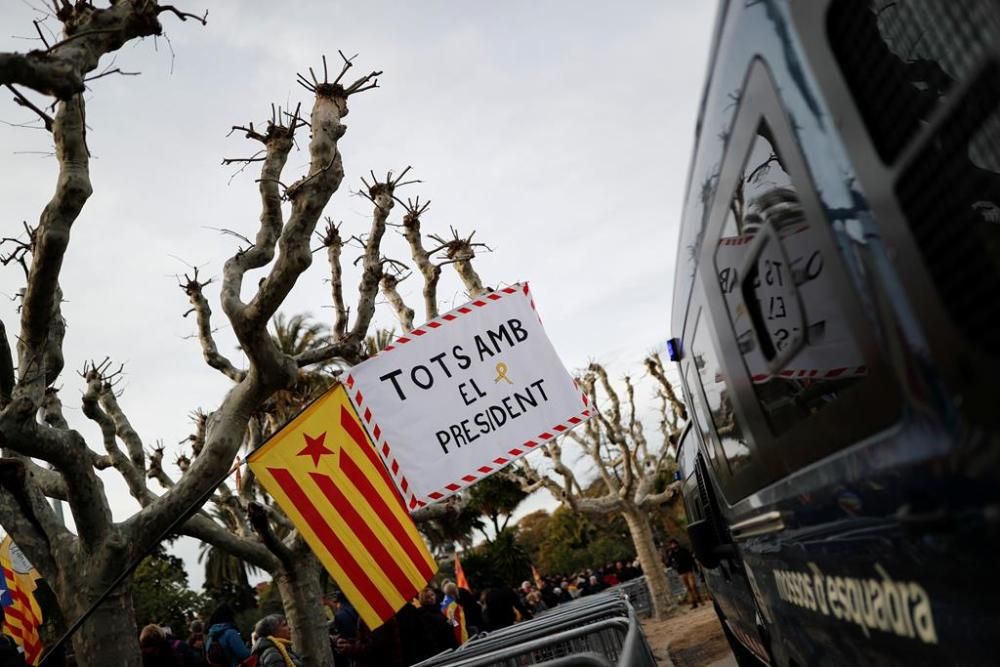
68,589,140,666
622,506,673,620
49,540,142,666
274,551,334,667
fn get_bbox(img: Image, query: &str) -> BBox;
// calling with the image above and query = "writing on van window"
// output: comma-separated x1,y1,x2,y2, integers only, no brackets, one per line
773,563,937,645
713,121,866,435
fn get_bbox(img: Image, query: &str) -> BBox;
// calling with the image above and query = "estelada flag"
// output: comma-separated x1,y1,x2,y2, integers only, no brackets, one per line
248,384,437,629
0,535,44,665
454,552,470,591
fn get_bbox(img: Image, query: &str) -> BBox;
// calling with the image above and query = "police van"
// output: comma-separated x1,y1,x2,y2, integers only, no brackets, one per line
670,0,1000,664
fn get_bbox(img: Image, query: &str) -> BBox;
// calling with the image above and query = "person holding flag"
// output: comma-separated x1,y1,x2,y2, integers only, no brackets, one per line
439,582,467,645
452,553,483,636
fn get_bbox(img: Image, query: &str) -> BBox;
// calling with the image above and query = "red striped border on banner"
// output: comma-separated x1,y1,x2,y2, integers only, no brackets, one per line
346,283,590,511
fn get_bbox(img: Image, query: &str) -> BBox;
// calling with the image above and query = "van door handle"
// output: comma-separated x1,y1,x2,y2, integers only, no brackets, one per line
730,511,786,539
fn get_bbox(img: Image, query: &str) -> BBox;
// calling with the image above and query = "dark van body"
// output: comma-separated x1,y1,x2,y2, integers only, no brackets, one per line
671,1,1000,665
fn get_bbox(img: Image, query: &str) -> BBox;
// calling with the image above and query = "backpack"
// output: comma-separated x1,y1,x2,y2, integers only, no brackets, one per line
205,639,227,666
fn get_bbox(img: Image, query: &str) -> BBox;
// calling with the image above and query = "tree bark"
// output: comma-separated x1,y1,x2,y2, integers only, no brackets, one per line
622,506,672,620
47,538,142,666
67,589,140,666
274,555,334,667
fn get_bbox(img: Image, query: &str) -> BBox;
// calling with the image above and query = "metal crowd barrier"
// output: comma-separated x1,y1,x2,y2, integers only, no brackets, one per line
611,576,653,618
450,597,631,656
412,589,657,667
665,569,691,599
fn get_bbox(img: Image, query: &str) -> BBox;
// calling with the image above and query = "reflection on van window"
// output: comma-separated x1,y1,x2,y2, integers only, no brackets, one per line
713,122,865,435
690,313,752,474
895,64,1000,354
685,364,718,470
679,422,699,480
829,0,1000,162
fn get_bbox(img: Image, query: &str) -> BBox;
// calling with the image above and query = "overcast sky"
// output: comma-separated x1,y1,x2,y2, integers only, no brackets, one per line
0,1,716,589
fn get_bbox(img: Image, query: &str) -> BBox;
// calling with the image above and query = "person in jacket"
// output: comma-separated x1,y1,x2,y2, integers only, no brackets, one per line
456,586,483,638
334,615,403,667
204,605,250,667
439,582,468,645
665,539,702,609
328,592,358,667
483,586,528,630
416,588,458,654
250,615,303,667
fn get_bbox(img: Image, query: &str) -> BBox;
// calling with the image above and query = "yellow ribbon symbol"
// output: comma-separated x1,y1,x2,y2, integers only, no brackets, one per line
494,362,513,384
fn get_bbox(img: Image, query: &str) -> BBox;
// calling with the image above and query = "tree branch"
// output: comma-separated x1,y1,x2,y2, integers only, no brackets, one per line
180,268,246,382
400,198,441,321
347,176,395,344
181,511,278,573
248,501,294,570
319,218,349,341
380,274,414,332
645,353,687,422
81,368,150,504
0,458,66,576
431,227,487,297
5,84,53,131
15,95,88,404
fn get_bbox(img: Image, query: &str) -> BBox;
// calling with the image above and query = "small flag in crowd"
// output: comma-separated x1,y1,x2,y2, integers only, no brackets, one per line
532,564,544,588
454,553,470,591
248,385,438,630
0,535,44,665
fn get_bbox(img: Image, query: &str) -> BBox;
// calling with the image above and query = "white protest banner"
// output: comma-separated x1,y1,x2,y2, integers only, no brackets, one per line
345,283,590,509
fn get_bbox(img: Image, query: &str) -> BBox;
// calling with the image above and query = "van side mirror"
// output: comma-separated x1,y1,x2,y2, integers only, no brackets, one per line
687,519,722,569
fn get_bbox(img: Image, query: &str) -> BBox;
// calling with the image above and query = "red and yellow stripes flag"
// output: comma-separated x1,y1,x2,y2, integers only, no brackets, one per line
0,536,44,665
454,552,470,591
248,384,438,630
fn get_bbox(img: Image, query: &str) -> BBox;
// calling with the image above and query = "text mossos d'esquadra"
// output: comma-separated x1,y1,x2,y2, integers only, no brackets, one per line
772,562,937,644
374,318,553,454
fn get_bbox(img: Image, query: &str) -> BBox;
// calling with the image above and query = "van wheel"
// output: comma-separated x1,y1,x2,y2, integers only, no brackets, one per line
713,601,768,666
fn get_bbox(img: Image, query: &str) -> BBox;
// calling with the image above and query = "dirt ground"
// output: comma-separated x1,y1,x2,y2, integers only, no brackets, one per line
641,603,732,667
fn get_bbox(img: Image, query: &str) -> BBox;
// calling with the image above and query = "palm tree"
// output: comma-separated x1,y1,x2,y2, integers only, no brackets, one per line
363,327,396,358
271,313,330,358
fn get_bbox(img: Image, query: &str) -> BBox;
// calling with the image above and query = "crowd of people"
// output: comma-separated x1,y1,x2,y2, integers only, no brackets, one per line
123,559,651,667
0,546,702,667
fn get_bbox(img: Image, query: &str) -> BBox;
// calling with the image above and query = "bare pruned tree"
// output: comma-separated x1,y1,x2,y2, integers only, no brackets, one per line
0,3,414,663
513,355,686,619
169,164,495,663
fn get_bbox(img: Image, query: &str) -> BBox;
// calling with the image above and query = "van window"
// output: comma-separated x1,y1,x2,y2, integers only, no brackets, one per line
713,121,866,436
830,0,1000,355
678,422,698,479
689,310,753,478
684,363,719,471
828,0,1000,163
